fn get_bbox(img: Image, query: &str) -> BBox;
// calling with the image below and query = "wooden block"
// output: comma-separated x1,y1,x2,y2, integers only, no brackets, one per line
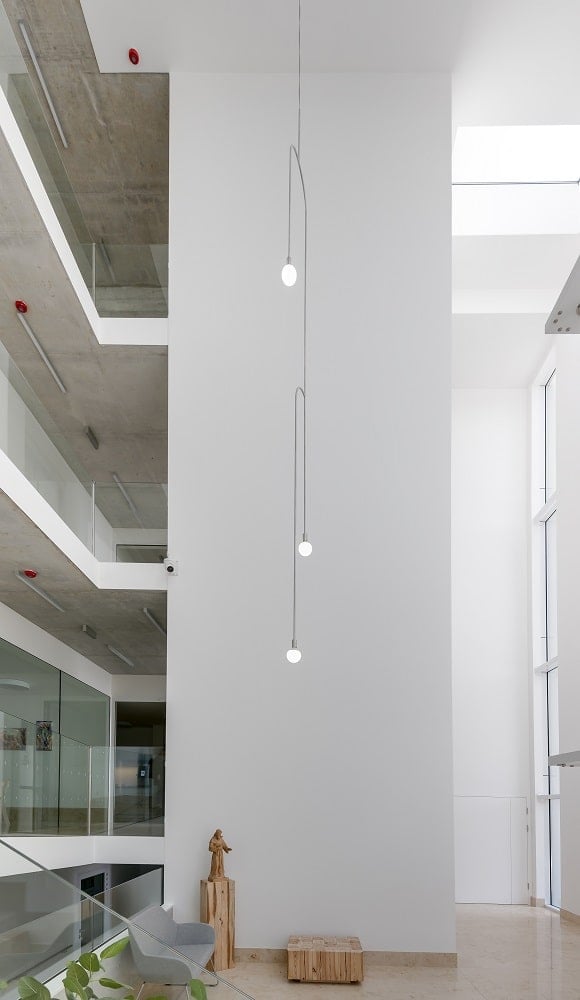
287,935,363,982
200,878,235,971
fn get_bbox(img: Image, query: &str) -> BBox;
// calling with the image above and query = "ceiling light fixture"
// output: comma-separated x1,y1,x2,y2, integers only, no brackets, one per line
17,21,69,149
106,644,135,669
82,624,97,640
85,426,100,450
285,0,310,665
112,472,143,526
0,679,31,689
14,301,67,394
15,571,66,612
142,607,167,637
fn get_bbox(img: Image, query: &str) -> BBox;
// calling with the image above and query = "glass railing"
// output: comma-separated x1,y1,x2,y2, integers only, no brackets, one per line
1,709,165,838
0,339,167,562
0,838,252,1000
0,711,109,837
93,483,168,563
0,6,167,317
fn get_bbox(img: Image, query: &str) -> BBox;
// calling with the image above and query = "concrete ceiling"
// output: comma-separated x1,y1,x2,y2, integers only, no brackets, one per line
0,116,167,484
0,490,166,673
2,0,168,247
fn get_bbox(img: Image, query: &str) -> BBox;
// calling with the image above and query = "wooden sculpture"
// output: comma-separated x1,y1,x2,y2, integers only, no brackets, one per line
208,828,232,881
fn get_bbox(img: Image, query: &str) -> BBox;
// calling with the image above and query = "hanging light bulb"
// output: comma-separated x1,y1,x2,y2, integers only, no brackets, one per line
281,258,297,286
298,534,312,557
286,641,302,663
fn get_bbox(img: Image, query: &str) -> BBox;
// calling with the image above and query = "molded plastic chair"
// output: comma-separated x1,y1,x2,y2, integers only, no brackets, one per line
129,906,216,994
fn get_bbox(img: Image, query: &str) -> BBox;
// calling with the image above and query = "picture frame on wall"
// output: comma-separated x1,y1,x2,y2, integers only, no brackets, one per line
35,721,53,751
0,727,26,750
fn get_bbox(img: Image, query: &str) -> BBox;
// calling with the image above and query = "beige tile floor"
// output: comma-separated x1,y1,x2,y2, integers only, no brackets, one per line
212,906,580,1000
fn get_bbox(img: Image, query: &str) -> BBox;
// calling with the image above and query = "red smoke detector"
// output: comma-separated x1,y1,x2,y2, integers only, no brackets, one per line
15,300,28,314
23,569,37,579
128,48,140,65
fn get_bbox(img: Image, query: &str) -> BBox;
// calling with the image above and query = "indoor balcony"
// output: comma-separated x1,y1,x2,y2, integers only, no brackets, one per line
0,337,167,675
0,2,168,328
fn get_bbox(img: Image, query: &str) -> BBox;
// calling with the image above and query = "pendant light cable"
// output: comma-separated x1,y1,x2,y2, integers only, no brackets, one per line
286,0,311,664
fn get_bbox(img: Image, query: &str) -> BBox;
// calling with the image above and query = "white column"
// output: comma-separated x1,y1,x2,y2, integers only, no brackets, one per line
166,71,454,953
556,337,580,917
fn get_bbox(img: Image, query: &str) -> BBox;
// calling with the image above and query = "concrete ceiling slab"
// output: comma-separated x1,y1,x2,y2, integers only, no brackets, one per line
3,0,168,246
0,490,166,674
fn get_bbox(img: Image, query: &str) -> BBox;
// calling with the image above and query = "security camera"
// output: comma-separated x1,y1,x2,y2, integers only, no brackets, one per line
164,558,178,576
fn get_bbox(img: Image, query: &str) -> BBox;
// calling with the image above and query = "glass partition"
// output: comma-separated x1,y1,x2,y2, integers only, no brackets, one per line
0,711,108,836
0,839,252,1000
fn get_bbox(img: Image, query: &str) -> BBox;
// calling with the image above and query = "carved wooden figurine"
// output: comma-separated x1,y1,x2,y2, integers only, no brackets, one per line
208,828,232,881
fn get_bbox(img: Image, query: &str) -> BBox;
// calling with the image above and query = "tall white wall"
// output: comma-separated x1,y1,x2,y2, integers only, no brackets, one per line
166,72,454,953
451,384,530,903
555,336,580,917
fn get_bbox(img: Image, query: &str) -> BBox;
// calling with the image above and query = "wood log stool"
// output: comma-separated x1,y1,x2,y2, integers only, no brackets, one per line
287,935,364,983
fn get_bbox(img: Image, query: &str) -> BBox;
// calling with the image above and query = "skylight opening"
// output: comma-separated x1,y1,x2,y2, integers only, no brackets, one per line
453,126,580,185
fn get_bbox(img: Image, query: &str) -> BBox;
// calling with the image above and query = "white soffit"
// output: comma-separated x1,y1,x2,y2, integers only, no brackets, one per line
452,235,580,315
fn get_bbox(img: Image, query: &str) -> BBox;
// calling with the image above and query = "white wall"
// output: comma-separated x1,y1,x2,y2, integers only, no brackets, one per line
166,72,454,953
555,336,580,917
452,384,530,903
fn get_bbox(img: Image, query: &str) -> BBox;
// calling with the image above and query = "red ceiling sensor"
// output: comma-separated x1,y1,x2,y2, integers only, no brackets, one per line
128,48,140,66
23,569,37,579
15,300,28,314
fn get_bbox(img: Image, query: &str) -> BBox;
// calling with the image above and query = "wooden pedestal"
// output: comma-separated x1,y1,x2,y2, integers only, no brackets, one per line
287,936,364,983
200,879,235,971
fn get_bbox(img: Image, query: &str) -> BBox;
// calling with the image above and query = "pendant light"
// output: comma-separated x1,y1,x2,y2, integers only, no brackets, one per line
285,0,311,664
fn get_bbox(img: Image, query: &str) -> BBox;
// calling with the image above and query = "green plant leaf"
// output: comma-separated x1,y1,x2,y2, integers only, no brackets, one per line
0,981,8,993
99,938,129,960
189,980,207,1000
123,994,135,999
99,980,125,990
19,979,51,1000
63,975,87,1000
67,965,90,988
79,954,101,973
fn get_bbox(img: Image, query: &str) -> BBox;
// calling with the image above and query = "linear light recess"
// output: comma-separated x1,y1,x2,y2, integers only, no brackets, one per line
15,571,66,612
18,21,69,149
142,606,167,637
85,426,99,450
16,312,67,393
106,644,135,669
111,473,142,525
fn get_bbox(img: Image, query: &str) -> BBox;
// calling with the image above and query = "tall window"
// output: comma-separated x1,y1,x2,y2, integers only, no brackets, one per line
532,363,560,908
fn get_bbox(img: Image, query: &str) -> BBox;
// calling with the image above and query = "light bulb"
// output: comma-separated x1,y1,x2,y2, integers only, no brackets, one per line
281,260,297,287
298,539,312,557
286,647,302,663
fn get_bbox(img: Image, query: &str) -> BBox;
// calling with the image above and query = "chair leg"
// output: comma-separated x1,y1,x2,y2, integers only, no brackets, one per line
204,958,219,988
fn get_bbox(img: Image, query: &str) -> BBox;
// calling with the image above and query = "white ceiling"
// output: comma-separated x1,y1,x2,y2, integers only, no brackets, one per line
80,0,580,126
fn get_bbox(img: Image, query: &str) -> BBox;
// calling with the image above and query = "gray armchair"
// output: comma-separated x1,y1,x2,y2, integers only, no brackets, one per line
129,906,216,993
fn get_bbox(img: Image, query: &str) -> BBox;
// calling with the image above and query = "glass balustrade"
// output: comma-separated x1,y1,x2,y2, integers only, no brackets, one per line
0,710,108,837
0,708,164,838
0,6,167,317
0,839,252,1000
0,337,167,559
